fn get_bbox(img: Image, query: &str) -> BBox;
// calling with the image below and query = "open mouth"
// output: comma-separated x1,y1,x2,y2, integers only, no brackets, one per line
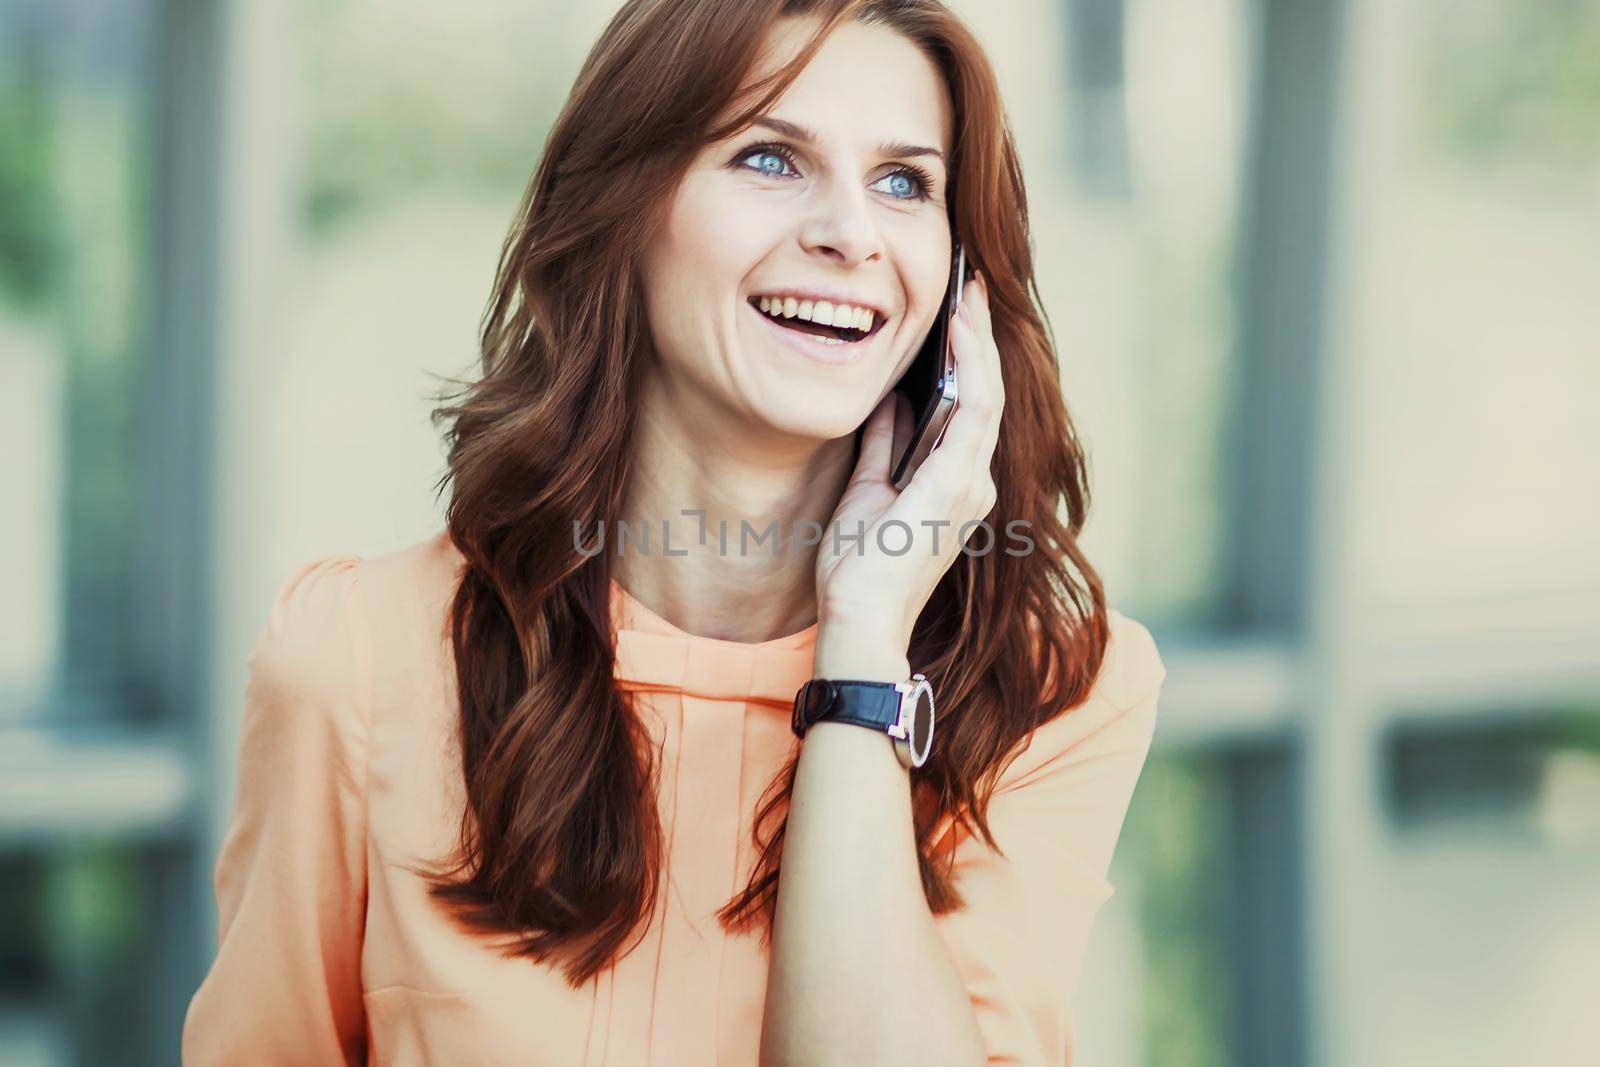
747,295,887,346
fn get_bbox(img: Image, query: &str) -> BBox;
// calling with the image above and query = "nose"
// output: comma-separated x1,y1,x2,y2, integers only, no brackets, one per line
797,177,885,268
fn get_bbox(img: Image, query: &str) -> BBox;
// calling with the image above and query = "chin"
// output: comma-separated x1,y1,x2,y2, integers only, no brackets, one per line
749,382,878,444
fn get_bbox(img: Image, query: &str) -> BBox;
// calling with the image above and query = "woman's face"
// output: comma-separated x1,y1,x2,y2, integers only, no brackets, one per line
639,16,955,442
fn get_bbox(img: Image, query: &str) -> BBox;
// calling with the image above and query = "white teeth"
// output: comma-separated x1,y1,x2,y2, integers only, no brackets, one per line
752,294,878,337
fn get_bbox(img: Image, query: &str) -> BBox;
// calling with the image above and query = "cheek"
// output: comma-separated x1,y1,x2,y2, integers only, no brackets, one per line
662,177,782,283
643,178,782,375
894,228,955,328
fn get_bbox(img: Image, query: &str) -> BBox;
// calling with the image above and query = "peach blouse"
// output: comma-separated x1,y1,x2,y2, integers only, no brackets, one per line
182,528,1165,1066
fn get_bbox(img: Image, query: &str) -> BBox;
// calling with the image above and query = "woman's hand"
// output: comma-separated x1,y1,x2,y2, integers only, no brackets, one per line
812,270,1004,681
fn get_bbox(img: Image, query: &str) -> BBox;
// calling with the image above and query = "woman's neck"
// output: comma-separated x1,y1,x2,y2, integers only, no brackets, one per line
615,376,855,644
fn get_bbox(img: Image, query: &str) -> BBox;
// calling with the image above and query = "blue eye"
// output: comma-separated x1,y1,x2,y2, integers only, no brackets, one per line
877,172,917,199
741,146,797,178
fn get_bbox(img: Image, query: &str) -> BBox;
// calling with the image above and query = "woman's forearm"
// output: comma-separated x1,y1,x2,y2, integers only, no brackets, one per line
760,627,987,1067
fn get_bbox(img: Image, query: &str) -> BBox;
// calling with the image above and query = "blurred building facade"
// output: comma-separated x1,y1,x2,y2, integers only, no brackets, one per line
1,0,1597,1064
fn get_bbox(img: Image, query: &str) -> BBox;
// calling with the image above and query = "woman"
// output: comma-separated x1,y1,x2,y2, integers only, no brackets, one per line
183,1,1166,1065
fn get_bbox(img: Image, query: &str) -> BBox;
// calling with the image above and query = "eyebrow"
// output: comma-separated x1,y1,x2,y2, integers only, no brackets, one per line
751,116,946,166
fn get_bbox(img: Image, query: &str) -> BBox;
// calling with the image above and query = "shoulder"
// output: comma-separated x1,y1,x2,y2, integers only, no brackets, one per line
249,554,368,694
347,527,465,650
247,529,460,728
993,608,1167,794
1097,608,1167,712
243,555,373,757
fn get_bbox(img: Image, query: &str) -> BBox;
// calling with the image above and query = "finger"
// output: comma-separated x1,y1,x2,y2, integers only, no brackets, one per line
967,269,994,338
934,288,997,482
960,273,1004,492
969,272,1000,395
893,320,991,513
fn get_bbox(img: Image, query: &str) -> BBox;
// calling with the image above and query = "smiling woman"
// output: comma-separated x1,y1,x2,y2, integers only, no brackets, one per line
640,13,957,419
181,2,1166,1066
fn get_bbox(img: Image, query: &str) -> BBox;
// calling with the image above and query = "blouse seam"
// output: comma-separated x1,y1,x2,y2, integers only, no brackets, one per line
1116,656,1167,721
361,982,467,1000
994,656,1165,799
344,555,376,946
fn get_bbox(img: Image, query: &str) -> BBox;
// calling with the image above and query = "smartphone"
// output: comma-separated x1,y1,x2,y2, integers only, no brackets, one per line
888,243,967,490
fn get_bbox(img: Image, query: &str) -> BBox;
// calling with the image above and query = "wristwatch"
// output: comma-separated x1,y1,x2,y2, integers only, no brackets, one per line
791,673,936,769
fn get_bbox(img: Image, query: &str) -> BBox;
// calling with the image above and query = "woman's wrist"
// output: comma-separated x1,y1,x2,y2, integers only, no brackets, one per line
812,618,910,682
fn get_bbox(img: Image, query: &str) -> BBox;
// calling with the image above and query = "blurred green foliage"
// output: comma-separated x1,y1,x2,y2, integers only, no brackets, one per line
301,0,574,233
1121,752,1234,1067
0,46,62,310
1421,0,1600,169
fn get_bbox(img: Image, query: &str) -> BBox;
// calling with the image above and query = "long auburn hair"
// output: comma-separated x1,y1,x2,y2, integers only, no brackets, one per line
425,0,1109,989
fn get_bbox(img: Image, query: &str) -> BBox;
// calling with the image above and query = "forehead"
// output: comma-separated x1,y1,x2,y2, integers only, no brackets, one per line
733,17,953,156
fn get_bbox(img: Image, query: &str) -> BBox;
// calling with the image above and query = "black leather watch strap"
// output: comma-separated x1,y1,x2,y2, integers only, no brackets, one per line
791,679,903,739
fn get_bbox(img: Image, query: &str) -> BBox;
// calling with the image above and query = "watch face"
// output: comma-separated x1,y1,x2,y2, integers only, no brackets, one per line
908,679,934,766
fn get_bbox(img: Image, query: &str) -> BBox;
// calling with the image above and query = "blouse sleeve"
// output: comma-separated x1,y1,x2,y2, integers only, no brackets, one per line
931,612,1166,1066
182,555,373,1067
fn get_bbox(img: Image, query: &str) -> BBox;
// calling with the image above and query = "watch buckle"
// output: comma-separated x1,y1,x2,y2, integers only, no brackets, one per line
886,674,922,741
